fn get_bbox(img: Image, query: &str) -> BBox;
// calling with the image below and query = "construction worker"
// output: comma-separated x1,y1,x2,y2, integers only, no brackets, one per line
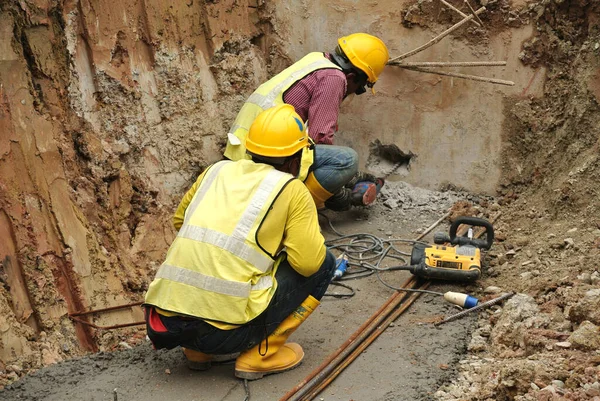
225,33,389,211
144,104,337,380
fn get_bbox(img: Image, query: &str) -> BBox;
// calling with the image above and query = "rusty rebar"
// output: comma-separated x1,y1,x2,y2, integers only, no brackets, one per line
401,66,515,86
69,301,144,317
69,315,146,330
440,0,480,26
389,6,486,63
434,292,514,326
301,282,431,401
281,212,451,401
416,210,452,241
279,276,416,401
388,61,507,67
464,0,484,26
283,278,422,401
68,301,145,330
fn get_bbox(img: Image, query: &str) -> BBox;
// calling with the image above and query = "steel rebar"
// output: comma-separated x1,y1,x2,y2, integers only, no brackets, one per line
281,211,451,401
434,292,515,326
389,6,486,63
301,282,430,401
401,66,515,86
464,0,484,26
388,61,507,67
69,301,143,317
440,0,480,26
280,276,417,401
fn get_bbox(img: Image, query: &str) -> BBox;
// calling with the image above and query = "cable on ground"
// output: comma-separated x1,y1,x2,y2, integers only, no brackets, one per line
319,212,444,298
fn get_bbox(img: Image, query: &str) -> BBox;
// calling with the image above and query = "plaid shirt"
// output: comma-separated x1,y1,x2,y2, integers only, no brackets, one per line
283,54,347,145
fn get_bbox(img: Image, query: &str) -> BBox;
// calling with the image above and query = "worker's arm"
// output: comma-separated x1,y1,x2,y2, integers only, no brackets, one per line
307,72,346,145
282,180,326,277
173,169,208,230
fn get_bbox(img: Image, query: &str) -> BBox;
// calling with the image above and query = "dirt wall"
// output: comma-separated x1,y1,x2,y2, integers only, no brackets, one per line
1,0,590,390
0,0,274,378
271,0,545,194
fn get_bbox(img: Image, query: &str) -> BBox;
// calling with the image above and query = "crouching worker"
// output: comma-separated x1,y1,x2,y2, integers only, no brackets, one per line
143,104,337,380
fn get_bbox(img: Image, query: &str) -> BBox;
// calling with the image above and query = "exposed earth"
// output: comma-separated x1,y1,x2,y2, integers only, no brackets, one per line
1,0,600,400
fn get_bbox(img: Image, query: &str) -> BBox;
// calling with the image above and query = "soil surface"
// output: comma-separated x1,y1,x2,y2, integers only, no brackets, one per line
2,0,600,400
1,181,478,401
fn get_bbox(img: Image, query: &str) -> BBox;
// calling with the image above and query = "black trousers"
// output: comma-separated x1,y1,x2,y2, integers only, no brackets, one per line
146,250,337,354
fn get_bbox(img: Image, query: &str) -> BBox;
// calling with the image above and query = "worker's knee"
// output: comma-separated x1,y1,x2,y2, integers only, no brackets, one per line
321,249,337,278
338,146,359,171
310,145,359,195
309,250,337,301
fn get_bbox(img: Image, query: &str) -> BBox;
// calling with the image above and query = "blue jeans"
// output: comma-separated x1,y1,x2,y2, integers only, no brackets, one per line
146,250,337,354
312,145,358,194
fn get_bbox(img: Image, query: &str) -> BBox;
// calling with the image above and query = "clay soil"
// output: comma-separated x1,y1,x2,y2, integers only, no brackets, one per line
1,0,600,401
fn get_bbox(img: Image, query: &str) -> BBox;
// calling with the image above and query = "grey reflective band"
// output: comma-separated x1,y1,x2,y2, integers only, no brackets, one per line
232,169,289,241
184,161,230,225
179,168,288,272
228,124,244,136
245,58,336,112
156,264,273,298
252,275,274,291
178,225,273,272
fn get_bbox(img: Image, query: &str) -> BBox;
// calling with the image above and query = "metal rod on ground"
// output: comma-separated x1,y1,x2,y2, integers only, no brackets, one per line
440,0,480,26
302,282,430,401
434,292,514,326
464,0,484,26
400,66,515,86
282,211,451,401
279,276,417,401
243,379,250,401
69,316,146,330
416,210,452,241
286,279,420,401
388,60,506,67
69,301,144,317
389,6,485,63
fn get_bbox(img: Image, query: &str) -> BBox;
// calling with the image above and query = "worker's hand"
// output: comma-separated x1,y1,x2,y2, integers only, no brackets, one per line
345,171,378,188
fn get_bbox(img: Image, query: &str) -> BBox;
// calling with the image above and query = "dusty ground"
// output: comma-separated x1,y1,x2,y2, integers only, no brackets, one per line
0,181,479,400
2,0,600,400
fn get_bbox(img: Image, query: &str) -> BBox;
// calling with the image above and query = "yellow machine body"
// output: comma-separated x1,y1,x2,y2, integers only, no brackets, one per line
409,216,493,282
425,244,481,273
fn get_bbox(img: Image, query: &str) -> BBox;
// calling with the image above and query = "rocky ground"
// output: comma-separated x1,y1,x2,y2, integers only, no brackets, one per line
401,1,600,399
0,180,478,401
1,0,600,400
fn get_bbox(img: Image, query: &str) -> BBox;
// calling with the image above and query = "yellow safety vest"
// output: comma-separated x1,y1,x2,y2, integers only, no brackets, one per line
224,52,342,181
144,160,294,324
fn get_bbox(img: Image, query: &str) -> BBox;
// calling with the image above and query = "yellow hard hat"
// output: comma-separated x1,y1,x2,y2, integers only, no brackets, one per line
246,104,309,160
338,33,389,84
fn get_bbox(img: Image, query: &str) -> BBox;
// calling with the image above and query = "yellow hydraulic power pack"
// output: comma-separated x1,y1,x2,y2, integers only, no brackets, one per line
409,216,494,282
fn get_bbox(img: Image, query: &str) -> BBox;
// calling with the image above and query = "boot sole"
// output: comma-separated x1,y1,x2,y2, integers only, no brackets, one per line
234,360,303,381
187,361,211,371
187,353,240,371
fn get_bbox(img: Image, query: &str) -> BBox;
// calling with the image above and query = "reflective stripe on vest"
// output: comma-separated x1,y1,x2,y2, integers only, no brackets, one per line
144,161,293,324
155,264,273,298
177,167,285,273
242,57,337,119
224,52,341,167
184,160,229,225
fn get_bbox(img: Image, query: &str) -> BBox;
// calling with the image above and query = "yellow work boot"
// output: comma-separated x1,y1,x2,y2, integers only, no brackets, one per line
234,295,320,380
182,348,240,371
183,347,212,371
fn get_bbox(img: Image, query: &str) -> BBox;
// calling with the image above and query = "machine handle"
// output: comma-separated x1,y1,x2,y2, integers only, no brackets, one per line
449,216,494,250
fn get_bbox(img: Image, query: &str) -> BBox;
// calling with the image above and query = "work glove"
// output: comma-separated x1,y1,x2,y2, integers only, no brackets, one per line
345,171,378,188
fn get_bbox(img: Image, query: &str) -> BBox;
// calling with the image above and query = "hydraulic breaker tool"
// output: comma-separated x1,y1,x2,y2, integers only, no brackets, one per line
408,216,494,282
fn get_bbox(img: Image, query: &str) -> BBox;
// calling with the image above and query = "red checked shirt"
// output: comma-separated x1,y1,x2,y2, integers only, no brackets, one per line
282,53,347,145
